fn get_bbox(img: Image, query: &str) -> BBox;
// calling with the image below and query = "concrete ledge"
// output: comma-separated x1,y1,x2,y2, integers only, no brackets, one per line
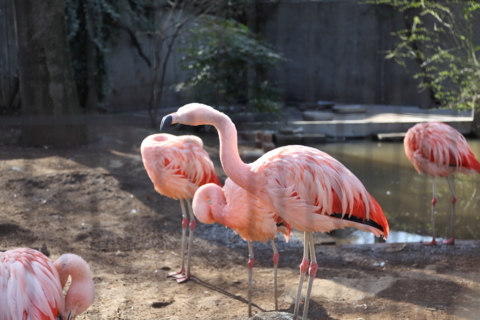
332,105,367,113
377,132,407,141
302,111,334,121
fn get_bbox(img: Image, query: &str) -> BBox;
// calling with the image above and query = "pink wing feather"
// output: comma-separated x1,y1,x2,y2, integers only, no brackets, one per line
222,179,290,243
250,146,389,237
0,248,63,320
404,122,480,177
141,134,221,200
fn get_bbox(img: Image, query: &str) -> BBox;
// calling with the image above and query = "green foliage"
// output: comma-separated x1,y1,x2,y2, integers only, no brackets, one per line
65,0,117,107
176,15,284,114
370,0,480,109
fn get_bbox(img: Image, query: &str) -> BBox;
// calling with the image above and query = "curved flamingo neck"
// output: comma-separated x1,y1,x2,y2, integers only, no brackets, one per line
207,186,229,226
212,112,255,194
54,254,95,316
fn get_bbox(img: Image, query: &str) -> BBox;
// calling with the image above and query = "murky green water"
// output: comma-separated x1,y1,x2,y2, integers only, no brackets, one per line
310,139,480,244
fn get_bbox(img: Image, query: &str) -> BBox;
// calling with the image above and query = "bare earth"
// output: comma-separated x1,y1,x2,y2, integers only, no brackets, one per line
1,121,480,320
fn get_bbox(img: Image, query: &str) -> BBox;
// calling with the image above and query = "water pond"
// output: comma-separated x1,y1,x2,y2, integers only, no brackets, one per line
310,139,480,244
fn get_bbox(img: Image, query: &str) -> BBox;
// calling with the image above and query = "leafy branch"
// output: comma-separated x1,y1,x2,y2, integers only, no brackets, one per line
176,14,285,114
370,0,480,109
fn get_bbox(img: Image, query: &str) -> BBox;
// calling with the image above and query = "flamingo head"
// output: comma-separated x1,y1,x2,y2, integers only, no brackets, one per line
192,183,227,225
61,292,94,320
160,103,220,131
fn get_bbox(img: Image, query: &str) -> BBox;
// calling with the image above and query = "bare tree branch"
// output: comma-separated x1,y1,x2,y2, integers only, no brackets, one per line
147,0,220,127
104,18,152,67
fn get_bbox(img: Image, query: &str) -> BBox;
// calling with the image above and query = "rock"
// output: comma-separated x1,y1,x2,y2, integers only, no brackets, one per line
255,131,264,148
302,133,327,143
263,142,276,153
278,127,303,134
376,132,406,141
242,149,265,158
332,105,366,113
302,111,334,121
274,133,304,145
239,131,257,142
316,100,335,109
263,133,274,143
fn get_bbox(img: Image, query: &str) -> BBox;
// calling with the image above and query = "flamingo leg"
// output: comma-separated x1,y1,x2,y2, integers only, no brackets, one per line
270,239,279,311
294,232,310,320
443,176,456,245
422,177,437,245
168,198,187,277
302,233,318,320
174,199,195,283
247,241,255,317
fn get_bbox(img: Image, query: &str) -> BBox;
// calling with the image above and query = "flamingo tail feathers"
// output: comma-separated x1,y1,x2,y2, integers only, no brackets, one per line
329,193,389,239
469,154,480,173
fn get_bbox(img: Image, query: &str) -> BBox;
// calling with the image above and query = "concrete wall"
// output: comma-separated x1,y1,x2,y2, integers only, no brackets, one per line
258,0,433,107
0,3,190,113
1,0,451,113
105,12,189,112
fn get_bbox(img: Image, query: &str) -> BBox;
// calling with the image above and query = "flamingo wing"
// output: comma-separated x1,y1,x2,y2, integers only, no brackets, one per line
222,178,282,243
251,146,389,237
141,134,220,199
0,248,63,320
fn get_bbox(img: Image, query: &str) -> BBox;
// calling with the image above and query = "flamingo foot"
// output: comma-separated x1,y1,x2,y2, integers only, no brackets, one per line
175,272,191,283
442,238,455,245
168,268,185,277
421,239,437,246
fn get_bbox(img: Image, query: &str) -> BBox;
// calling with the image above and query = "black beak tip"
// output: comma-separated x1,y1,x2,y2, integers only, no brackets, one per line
160,115,173,132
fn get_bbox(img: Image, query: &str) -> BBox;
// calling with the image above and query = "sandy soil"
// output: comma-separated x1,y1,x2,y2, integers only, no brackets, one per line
1,121,480,320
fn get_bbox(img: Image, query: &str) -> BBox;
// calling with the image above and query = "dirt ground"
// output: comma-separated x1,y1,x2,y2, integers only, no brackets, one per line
1,120,480,320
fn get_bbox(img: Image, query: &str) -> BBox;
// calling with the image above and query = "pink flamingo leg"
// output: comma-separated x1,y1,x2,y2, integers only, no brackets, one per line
294,232,310,320
271,239,279,311
174,199,195,283
443,176,456,245
168,199,187,277
422,178,437,245
247,241,255,317
303,233,318,320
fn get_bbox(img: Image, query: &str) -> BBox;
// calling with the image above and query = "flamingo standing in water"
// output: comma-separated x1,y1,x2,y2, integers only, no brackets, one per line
404,122,480,245
160,103,389,319
141,133,221,282
0,248,95,320
193,178,291,316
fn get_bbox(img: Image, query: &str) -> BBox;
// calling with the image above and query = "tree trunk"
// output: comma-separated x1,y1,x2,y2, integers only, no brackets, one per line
13,0,88,146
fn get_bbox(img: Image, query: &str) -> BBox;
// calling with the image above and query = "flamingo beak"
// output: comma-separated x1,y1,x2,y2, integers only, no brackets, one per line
160,113,178,132
159,115,172,132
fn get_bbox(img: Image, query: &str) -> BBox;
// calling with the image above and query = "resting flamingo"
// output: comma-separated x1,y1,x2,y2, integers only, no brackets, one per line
404,122,480,245
193,178,290,316
160,103,389,320
0,248,95,320
141,133,221,282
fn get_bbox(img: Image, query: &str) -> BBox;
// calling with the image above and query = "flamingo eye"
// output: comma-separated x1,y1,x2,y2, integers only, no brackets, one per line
207,199,212,205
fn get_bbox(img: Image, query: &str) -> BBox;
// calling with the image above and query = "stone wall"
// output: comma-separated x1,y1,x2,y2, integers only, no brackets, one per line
258,1,433,107
2,1,465,113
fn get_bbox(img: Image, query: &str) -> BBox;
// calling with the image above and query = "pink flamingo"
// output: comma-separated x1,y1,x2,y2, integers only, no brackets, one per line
160,103,389,319
141,133,221,282
0,248,95,320
193,178,291,316
404,122,480,245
